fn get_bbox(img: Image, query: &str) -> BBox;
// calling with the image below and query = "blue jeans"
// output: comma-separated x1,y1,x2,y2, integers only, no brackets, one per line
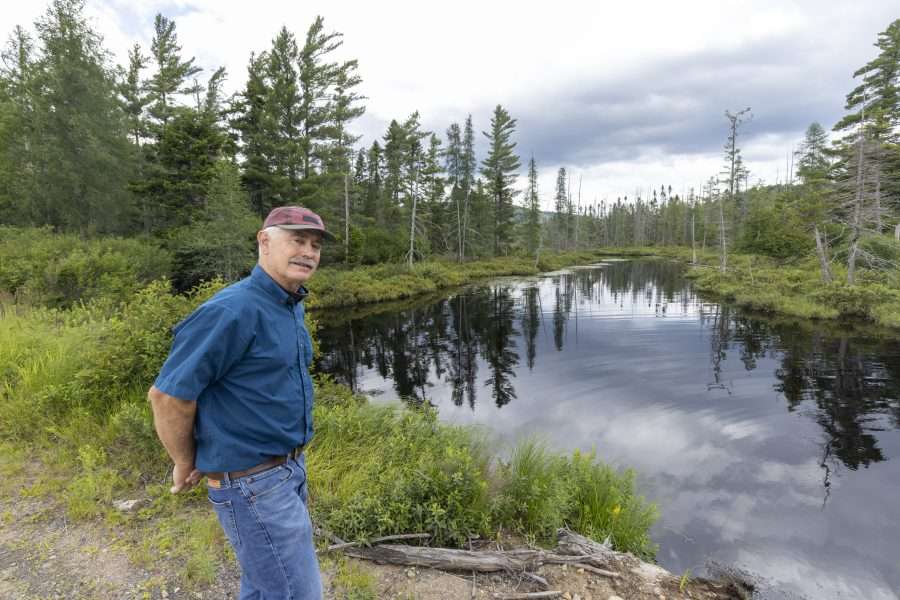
207,455,322,599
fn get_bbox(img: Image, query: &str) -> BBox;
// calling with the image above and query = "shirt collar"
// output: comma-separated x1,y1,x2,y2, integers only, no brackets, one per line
251,265,309,305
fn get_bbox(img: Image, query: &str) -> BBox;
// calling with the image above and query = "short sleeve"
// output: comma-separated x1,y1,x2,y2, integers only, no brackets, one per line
153,302,253,401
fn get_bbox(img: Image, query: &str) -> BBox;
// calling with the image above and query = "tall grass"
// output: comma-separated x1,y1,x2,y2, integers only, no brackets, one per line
306,252,603,309
679,250,900,329
1,276,658,558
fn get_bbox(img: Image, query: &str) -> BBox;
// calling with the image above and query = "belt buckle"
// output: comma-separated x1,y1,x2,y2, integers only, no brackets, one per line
207,477,222,489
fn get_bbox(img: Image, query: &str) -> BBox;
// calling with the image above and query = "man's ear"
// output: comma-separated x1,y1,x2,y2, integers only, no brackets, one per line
257,229,269,254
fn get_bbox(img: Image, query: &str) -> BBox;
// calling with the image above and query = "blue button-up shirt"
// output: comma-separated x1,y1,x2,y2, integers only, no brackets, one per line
154,265,315,472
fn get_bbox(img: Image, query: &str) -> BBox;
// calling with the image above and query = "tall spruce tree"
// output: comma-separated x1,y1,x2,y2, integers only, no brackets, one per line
298,16,342,179
0,26,37,225
147,14,201,126
26,0,135,233
554,167,568,249
232,51,276,216
481,105,520,255
524,156,541,255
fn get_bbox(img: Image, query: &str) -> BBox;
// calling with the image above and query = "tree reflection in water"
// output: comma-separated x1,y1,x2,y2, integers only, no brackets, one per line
316,260,900,486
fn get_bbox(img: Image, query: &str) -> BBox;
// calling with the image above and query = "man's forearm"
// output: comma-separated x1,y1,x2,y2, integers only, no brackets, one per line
148,386,197,466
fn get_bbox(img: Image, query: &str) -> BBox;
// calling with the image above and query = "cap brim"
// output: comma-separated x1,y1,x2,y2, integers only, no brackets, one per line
275,224,337,241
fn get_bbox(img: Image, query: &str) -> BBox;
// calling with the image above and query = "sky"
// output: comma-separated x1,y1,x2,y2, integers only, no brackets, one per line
3,0,898,210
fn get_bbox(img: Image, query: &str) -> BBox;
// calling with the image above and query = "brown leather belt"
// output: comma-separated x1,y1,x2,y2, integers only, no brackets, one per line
206,445,304,486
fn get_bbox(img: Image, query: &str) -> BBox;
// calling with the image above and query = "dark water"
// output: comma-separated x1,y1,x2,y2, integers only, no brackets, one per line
315,259,900,600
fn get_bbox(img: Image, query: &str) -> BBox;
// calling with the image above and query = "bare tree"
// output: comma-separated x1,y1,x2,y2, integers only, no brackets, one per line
720,108,752,272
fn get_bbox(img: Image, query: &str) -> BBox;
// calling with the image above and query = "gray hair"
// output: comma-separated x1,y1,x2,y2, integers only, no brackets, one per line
258,226,287,257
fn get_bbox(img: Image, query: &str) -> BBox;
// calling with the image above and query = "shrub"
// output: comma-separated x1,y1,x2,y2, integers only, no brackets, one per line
0,226,172,307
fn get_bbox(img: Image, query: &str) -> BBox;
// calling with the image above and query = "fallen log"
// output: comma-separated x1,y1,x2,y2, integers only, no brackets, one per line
340,528,752,599
493,592,562,599
343,544,548,572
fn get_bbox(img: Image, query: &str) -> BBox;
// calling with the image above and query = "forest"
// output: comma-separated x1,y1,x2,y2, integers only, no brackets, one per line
1,2,898,298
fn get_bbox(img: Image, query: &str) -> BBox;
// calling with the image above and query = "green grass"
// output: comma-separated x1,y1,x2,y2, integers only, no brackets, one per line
676,250,900,330
305,251,604,309
329,557,378,600
0,265,659,584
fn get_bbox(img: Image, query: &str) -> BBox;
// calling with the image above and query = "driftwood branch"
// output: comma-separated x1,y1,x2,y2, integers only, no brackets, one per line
326,533,432,552
493,592,562,599
336,527,746,599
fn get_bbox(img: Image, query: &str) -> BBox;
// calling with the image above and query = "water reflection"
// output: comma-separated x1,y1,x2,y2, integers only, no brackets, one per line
318,261,900,477
315,259,900,598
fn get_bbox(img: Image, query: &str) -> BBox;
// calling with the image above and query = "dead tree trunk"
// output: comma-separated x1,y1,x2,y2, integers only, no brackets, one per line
344,174,350,263
814,223,833,284
691,211,697,265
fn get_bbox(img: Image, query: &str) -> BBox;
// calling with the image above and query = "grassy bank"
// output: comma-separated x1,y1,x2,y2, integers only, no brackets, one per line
586,245,900,331
0,225,605,311
0,257,657,589
665,249,900,330
302,251,604,309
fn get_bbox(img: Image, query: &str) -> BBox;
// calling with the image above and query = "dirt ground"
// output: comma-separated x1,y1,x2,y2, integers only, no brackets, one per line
0,466,743,600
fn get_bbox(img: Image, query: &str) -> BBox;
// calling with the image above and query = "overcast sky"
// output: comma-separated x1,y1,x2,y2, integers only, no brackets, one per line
4,0,898,210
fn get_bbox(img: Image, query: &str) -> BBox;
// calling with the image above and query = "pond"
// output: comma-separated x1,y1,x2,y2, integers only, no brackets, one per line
315,259,900,600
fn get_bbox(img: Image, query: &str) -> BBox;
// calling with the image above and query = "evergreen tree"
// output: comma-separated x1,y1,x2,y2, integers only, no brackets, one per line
383,118,406,212
168,161,258,290
459,115,477,259
298,16,342,178
481,104,520,255
554,167,568,249
524,156,541,255
365,140,384,223
25,0,135,233
119,44,150,146
322,59,364,175
266,27,302,197
422,133,446,254
232,51,276,216
796,122,831,185
147,14,201,126
0,26,37,224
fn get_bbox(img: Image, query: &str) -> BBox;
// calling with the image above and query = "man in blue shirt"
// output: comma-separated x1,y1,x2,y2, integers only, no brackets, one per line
148,206,334,599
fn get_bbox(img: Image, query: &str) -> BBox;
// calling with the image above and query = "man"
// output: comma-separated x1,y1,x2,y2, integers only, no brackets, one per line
148,206,334,599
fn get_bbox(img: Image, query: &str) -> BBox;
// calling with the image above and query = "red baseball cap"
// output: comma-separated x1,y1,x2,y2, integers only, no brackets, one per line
263,206,335,241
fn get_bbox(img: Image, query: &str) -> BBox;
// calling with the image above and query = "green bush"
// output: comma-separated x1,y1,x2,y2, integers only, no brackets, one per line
735,204,812,259
0,226,172,307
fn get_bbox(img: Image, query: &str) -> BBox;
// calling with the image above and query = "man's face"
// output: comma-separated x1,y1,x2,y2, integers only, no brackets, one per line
258,228,322,290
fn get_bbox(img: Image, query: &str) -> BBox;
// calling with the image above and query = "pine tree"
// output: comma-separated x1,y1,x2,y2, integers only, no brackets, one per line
0,26,37,224
554,167,568,249
524,156,541,255
266,27,302,197
797,123,831,185
422,133,446,254
298,16,343,178
459,115,477,259
795,122,835,282
27,0,136,233
365,140,384,223
481,105,520,255
119,44,150,146
147,14,201,126
232,51,276,216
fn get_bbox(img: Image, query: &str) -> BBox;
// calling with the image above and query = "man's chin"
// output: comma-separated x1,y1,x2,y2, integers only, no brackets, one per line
287,267,314,284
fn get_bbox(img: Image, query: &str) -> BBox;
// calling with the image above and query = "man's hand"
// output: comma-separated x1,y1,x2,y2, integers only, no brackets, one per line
148,386,200,493
171,462,202,494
